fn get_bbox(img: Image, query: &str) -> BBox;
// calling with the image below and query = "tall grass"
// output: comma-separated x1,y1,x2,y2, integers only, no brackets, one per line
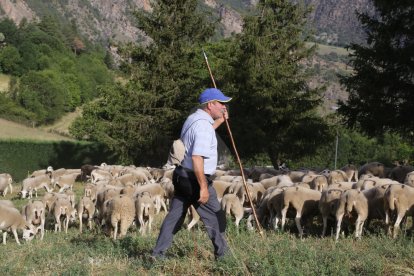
1,182,413,275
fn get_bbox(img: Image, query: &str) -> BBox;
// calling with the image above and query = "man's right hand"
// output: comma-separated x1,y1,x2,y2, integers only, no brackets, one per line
198,187,209,204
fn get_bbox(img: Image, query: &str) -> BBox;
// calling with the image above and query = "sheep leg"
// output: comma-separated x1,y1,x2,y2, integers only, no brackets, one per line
393,213,405,238
148,216,153,234
295,211,303,238
12,229,21,245
112,220,118,240
281,206,288,232
40,223,45,240
2,232,7,244
64,215,69,234
355,217,365,238
322,216,327,237
79,213,83,233
335,214,344,240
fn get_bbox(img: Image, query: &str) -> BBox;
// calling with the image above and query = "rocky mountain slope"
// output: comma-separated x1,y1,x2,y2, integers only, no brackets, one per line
0,0,371,45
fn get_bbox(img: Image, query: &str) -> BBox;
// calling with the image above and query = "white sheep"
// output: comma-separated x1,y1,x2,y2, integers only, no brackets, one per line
335,189,368,240
280,186,322,238
53,172,78,192
404,171,414,187
0,205,36,244
384,184,414,238
327,170,348,185
0,173,13,196
77,196,96,233
104,195,135,240
21,200,46,240
221,193,244,227
319,188,343,237
21,174,53,199
135,192,155,235
53,197,76,233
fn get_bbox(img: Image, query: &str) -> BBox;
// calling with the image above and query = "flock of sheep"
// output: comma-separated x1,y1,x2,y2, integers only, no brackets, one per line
0,161,414,245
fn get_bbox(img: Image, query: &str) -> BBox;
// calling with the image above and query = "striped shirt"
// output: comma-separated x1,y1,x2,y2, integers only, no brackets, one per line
181,109,217,175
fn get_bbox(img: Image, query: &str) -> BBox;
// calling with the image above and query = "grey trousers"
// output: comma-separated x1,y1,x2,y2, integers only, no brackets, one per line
152,175,228,258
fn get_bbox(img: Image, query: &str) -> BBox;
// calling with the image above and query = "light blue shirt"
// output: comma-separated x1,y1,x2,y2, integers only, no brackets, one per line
181,109,217,175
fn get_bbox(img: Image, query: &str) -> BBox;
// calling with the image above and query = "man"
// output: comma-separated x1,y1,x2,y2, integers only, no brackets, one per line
152,88,231,260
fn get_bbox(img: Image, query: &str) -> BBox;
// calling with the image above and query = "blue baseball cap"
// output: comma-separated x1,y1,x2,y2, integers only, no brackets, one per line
199,88,232,104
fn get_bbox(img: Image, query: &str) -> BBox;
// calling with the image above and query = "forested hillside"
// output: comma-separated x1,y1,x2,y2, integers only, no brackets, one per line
0,17,113,126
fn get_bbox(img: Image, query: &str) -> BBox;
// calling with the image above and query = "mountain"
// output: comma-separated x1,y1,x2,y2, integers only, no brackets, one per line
0,0,371,46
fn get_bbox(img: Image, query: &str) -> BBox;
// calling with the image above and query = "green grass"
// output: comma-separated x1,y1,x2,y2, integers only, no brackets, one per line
0,118,74,141
0,73,10,92
306,42,351,56
1,182,414,274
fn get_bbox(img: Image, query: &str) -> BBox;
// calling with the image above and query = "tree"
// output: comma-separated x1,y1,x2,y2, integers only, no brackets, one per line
220,0,332,168
72,0,216,164
338,0,414,140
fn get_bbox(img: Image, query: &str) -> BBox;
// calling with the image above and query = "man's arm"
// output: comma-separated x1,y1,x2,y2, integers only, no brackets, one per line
192,155,209,204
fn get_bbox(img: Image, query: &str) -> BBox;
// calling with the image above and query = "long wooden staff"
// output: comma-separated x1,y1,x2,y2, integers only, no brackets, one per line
202,49,264,238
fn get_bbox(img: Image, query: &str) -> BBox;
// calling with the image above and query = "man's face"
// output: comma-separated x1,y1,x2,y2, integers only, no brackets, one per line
208,101,227,120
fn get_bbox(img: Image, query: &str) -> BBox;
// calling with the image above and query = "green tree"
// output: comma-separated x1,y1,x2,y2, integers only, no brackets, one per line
338,0,414,140
72,0,216,164
221,0,332,168
0,45,22,75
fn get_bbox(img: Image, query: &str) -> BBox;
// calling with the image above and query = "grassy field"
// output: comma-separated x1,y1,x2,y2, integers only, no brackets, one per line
1,182,414,275
306,42,351,56
0,118,73,141
0,73,10,92
40,108,82,137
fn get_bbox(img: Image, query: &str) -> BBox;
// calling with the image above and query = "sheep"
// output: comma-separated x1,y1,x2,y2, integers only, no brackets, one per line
389,165,414,183
335,189,368,240
80,164,99,181
0,173,13,196
212,180,233,202
384,184,414,238
114,173,137,187
53,173,78,192
329,182,355,191
159,177,174,204
21,200,46,240
280,186,322,238
133,184,167,214
104,195,135,240
327,170,348,185
359,162,385,178
0,200,15,208
309,175,328,192
96,187,122,223
135,192,155,235
260,174,293,189
148,168,165,182
221,193,244,227
91,169,113,184
362,183,394,228
404,171,414,187
0,205,36,244
84,183,98,202
29,166,53,178
187,205,200,230
319,188,343,237
77,196,96,233
358,177,398,191
341,164,359,182
21,174,53,199
286,171,307,183
53,197,77,233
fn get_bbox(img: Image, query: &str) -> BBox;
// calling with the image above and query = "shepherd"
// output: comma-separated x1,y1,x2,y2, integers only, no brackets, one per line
151,87,231,260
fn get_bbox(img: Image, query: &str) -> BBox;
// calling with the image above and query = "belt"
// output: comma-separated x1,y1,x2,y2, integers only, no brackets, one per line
176,166,211,179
